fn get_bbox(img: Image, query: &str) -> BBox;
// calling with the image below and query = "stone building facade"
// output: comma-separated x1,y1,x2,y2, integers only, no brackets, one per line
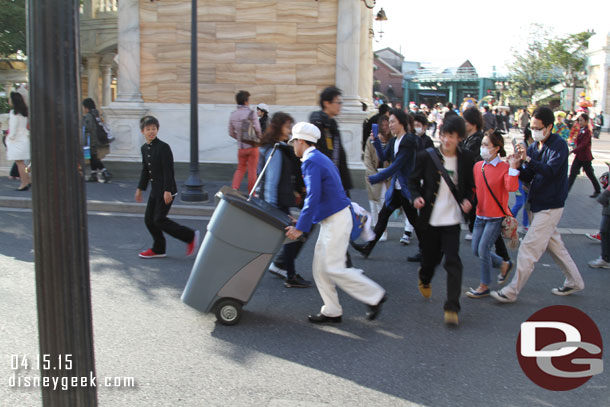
587,32,610,130
91,0,374,169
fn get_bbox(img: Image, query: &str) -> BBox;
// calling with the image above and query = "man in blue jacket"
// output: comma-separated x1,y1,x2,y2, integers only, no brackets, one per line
491,107,584,303
351,108,422,259
285,122,387,323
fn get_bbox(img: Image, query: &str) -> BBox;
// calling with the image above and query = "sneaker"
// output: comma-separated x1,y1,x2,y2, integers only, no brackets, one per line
585,233,602,243
100,169,112,183
186,230,200,256
379,231,388,242
86,173,98,182
139,249,166,259
466,287,490,298
490,290,516,303
588,257,610,269
399,232,411,245
284,274,311,288
268,262,288,279
551,286,582,296
444,310,459,326
464,233,473,241
418,278,431,299
497,260,513,285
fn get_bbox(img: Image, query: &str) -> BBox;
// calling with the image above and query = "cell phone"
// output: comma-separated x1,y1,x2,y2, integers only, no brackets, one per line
511,136,517,150
372,123,378,138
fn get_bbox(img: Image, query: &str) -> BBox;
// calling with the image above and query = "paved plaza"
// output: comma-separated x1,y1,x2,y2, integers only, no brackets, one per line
1,132,610,406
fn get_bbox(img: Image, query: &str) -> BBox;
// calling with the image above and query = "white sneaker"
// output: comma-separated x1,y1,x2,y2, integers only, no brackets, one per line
379,232,388,242
399,233,410,245
588,257,610,269
585,233,602,243
464,233,473,241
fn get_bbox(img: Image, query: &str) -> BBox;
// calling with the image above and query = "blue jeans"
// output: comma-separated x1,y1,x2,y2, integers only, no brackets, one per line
511,181,529,227
472,217,504,286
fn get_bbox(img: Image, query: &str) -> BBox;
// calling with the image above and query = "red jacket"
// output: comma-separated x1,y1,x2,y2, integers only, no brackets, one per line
572,126,593,162
474,160,519,218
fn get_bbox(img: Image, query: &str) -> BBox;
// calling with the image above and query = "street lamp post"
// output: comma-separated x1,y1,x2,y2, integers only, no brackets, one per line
28,0,98,405
181,0,208,202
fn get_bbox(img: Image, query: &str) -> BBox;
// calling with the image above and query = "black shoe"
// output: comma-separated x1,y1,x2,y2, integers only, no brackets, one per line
351,241,373,258
308,313,342,323
86,173,98,182
15,184,30,191
407,252,422,262
591,191,601,198
366,294,387,320
284,274,312,288
101,170,112,183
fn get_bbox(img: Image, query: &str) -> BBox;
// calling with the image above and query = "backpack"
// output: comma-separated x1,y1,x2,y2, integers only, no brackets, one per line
94,113,114,145
240,109,260,146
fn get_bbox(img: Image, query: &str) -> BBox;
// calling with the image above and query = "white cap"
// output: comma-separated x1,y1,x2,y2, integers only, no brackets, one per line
256,103,269,112
289,122,320,144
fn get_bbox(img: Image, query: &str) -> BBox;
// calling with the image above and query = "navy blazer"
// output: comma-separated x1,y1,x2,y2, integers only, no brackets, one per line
368,133,419,201
295,149,351,233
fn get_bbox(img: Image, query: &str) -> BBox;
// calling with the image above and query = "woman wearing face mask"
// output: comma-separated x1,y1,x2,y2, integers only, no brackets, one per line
467,130,521,298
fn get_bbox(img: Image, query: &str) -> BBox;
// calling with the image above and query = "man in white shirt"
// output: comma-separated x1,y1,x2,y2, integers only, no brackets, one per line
408,115,476,326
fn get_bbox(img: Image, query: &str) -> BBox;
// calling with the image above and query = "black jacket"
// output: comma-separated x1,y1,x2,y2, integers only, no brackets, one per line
137,137,178,197
309,110,353,191
461,131,483,161
408,147,476,229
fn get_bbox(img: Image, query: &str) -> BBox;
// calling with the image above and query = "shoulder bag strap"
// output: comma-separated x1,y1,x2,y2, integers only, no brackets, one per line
425,147,463,212
481,165,510,217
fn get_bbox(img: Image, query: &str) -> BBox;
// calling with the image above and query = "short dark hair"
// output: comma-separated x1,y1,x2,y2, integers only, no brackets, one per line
319,86,342,109
483,105,490,112
378,103,390,115
140,115,160,130
235,90,250,106
462,107,483,131
413,112,428,127
83,97,96,110
579,113,589,122
377,115,389,126
447,102,454,110
532,106,554,128
390,108,413,133
10,92,28,117
440,115,466,139
484,129,506,157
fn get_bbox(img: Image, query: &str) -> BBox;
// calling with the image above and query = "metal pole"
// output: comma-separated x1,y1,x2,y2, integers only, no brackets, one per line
181,0,207,202
28,0,98,405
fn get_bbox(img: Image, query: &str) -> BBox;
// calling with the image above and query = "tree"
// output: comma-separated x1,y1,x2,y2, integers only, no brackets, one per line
0,0,27,56
546,31,594,110
507,25,557,106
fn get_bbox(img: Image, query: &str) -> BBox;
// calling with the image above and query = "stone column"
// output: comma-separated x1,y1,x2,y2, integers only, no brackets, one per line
116,0,142,102
87,55,100,103
335,0,369,172
358,3,374,108
101,64,112,107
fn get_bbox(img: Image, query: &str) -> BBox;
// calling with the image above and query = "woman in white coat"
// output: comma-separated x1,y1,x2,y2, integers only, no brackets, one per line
7,92,30,190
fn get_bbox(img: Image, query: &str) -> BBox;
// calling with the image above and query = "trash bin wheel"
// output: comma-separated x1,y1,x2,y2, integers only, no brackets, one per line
215,298,242,326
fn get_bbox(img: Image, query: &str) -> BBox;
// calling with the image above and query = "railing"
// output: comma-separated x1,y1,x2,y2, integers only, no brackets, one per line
413,67,479,82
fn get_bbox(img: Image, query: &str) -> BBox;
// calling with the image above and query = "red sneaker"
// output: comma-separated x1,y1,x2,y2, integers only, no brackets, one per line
186,230,200,256
585,233,602,243
138,249,166,259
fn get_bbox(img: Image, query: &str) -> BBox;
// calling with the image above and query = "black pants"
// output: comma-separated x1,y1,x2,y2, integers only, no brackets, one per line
568,158,600,193
374,190,421,250
145,195,194,254
90,147,104,171
419,224,462,312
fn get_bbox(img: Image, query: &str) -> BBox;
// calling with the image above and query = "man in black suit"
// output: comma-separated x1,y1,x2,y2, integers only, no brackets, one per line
408,115,476,326
135,116,199,259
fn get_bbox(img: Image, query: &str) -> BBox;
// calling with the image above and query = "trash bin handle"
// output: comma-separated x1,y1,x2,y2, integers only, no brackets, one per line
248,143,280,202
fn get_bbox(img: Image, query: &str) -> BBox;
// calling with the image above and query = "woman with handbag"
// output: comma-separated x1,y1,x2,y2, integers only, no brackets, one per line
467,130,521,298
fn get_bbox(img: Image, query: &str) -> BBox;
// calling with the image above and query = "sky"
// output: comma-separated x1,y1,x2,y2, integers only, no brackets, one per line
372,0,610,77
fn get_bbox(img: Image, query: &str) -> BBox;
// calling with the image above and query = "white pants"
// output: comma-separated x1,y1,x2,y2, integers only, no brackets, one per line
502,208,584,300
313,206,386,317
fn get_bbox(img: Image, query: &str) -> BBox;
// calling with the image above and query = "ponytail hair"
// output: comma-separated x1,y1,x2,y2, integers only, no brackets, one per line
484,129,506,157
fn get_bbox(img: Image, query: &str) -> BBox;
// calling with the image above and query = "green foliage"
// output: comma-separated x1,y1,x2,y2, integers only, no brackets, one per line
0,0,27,56
546,31,593,87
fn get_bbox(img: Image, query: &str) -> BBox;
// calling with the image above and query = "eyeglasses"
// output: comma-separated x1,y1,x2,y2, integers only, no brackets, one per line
333,101,343,105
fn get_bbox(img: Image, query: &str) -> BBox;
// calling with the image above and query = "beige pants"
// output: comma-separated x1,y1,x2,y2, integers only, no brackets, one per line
501,208,584,300
313,206,386,317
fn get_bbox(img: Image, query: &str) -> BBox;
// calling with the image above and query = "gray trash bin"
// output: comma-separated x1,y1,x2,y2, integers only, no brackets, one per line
181,186,292,325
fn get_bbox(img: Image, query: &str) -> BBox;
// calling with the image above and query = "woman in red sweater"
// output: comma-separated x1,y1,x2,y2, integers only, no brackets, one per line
467,130,521,298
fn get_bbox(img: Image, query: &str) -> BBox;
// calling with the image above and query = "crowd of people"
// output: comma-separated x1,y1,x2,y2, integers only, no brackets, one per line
223,86,605,326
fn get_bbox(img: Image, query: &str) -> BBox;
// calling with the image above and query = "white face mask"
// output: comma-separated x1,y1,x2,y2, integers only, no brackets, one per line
480,146,494,161
414,126,424,135
532,129,546,141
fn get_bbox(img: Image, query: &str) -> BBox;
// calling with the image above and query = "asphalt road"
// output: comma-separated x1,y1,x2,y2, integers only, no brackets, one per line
1,206,609,407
